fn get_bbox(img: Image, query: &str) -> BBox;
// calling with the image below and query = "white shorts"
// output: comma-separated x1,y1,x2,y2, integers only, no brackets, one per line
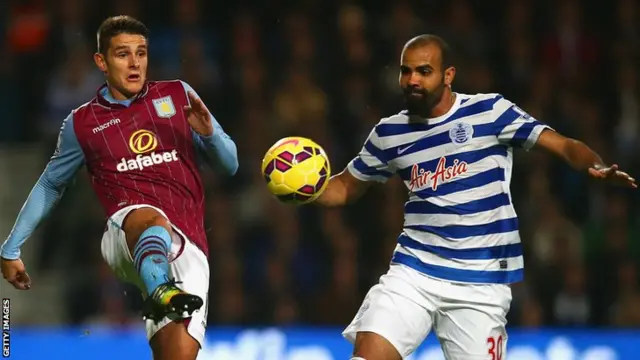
101,204,209,347
343,263,511,359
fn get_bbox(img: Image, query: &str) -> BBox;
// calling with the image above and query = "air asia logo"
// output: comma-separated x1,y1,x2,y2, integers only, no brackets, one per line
408,156,468,191
117,129,179,172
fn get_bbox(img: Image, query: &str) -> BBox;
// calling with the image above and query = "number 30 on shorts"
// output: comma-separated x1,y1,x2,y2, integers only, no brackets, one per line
487,335,504,360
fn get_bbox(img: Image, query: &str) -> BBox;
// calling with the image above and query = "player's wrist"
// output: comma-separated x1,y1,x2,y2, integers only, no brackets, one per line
199,126,214,137
200,129,221,141
0,243,20,260
0,253,20,261
201,133,225,154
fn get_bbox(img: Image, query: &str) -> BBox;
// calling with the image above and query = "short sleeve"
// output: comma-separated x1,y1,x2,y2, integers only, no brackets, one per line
492,97,553,150
347,126,395,183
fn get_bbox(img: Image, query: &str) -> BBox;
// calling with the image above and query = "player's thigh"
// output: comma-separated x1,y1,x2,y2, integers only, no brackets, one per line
435,307,508,360
150,319,199,360
434,286,510,360
343,265,435,359
146,239,210,347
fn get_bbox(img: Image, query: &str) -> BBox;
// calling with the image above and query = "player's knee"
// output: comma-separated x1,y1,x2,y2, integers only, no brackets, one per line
123,207,172,250
353,332,401,360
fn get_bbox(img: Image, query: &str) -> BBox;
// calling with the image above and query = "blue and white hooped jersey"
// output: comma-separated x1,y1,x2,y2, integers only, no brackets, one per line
347,93,552,284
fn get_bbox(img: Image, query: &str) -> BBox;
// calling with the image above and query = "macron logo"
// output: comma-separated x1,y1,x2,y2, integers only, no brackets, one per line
92,118,121,134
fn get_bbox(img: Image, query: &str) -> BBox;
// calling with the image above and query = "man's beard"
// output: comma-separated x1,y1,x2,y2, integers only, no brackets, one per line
403,81,446,116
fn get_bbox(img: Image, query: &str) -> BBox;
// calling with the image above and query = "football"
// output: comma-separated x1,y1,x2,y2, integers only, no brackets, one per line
261,136,331,204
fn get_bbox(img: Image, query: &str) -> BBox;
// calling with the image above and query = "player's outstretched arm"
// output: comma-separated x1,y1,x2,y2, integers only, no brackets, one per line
493,96,636,188
181,81,239,176
535,129,636,188
315,169,372,207
1,113,85,289
316,126,395,207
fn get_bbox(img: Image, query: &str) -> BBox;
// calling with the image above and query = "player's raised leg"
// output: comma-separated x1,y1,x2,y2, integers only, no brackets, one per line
121,207,203,360
351,332,402,360
343,264,434,360
122,207,203,320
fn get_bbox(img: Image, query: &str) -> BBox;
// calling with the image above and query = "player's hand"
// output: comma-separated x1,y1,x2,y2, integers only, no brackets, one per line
588,164,637,188
184,91,214,137
1,257,31,290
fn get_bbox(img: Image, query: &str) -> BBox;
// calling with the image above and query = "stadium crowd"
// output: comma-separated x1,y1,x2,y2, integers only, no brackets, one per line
3,0,639,329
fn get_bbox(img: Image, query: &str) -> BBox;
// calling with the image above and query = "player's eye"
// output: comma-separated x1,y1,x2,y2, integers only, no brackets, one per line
416,67,432,76
400,67,412,75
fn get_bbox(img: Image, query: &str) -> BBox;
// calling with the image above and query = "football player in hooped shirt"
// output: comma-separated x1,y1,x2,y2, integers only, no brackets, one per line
314,34,636,360
0,16,238,360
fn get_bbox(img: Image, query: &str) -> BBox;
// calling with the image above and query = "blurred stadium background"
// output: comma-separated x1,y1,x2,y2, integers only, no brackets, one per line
1,0,639,359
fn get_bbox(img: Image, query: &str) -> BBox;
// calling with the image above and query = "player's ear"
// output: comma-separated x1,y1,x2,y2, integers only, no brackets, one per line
444,66,456,86
94,52,108,73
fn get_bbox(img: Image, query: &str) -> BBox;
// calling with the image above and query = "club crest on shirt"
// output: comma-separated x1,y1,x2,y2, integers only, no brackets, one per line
449,121,474,144
152,96,176,118
512,105,532,120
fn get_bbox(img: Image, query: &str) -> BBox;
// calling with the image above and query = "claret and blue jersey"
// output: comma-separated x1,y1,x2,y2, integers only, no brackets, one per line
348,93,551,284
0,80,238,260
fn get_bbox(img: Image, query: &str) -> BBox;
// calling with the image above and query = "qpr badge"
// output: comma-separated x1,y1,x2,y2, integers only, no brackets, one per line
449,121,474,144
152,96,176,118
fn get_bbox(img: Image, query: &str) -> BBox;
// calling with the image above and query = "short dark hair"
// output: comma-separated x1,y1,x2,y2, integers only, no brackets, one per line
403,34,454,69
96,15,149,54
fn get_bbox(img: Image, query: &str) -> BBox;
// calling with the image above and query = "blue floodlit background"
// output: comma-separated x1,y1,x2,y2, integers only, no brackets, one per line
1,0,639,359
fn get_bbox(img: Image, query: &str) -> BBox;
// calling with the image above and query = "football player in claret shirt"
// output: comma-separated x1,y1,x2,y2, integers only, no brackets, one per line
0,15,238,360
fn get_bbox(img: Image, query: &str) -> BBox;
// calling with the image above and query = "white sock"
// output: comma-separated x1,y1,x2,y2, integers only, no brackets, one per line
350,358,366,360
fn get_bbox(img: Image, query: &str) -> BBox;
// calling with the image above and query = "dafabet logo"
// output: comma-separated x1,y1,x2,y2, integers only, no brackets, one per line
117,130,179,172
129,129,158,154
